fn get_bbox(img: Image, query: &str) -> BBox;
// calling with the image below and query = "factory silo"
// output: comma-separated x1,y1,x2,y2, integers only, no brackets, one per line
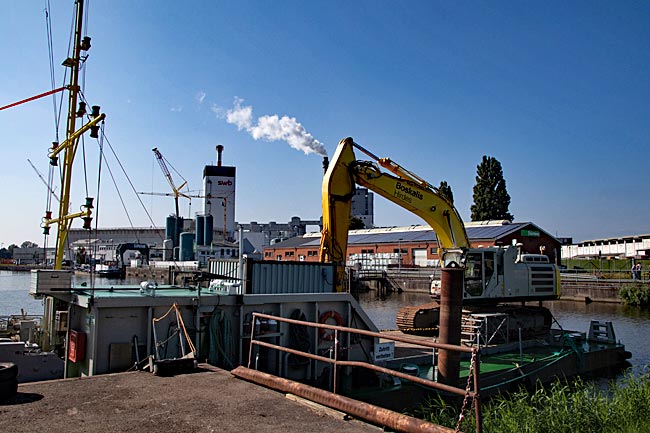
166,216,178,247
196,215,205,246
204,214,214,246
176,217,184,245
179,232,195,261
203,145,236,241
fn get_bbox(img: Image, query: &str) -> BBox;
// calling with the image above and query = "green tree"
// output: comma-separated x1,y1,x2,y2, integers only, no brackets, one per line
438,181,454,204
470,156,513,221
349,216,365,230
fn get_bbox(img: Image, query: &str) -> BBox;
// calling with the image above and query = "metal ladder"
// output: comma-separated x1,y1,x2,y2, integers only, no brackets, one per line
461,315,484,346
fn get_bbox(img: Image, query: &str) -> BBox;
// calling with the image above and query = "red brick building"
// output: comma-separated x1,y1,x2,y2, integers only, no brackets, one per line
263,220,561,267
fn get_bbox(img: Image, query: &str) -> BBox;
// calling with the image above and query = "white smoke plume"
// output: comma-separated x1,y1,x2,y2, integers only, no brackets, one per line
225,97,327,157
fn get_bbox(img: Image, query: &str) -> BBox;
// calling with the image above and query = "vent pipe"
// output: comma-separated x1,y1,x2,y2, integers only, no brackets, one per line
216,145,224,167
322,156,329,174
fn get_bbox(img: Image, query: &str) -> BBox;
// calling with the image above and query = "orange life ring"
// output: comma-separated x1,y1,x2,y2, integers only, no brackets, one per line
318,310,343,341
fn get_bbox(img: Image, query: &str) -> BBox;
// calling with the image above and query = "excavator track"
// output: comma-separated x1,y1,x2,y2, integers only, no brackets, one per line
396,302,553,339
396,302,441,335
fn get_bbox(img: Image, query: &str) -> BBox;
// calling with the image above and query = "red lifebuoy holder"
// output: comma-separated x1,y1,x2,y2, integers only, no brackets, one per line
319,310,343,341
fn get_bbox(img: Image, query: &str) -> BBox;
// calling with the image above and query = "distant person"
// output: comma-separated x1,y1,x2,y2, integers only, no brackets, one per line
635,263,642,280
632,263,638,280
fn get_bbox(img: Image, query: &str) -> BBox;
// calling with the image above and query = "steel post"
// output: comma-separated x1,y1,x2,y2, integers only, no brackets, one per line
438,267,464,386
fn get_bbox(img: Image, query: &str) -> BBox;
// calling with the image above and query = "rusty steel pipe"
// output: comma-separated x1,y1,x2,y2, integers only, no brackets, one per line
232,366,456,433
250,339,474,397
438,267,464,386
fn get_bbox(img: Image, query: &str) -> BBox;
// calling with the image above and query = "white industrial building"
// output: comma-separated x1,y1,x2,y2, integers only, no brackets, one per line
561,234,650,259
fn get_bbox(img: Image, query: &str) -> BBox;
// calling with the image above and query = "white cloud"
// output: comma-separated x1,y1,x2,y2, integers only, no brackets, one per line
196,91,206,104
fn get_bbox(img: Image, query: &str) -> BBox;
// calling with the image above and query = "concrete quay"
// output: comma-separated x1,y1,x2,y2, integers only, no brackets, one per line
0,365,382,433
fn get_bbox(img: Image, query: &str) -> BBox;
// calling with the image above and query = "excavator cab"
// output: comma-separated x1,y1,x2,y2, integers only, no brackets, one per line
463,250,497,298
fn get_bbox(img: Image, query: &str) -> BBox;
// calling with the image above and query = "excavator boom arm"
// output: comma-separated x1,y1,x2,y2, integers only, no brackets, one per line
321,137,470,291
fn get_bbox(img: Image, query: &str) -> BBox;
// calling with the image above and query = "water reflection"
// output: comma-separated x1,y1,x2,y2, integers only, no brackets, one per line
356,290,650,376
0,270,142,316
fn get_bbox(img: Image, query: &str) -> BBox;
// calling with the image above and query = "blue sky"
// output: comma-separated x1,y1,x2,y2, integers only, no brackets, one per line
1,1,648,247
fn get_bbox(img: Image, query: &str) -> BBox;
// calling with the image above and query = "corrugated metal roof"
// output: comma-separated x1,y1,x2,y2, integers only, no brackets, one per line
465,223,524,240
268,222,536,249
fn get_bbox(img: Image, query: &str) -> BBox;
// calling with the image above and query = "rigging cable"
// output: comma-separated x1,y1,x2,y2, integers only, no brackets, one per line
92,114,105,284
83,0,90,39
44,0,60,141
81,124,90,198
97,125,139,234
101,133,166,244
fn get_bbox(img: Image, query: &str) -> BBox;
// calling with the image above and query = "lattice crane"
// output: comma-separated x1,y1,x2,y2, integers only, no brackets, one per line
151,147,191,218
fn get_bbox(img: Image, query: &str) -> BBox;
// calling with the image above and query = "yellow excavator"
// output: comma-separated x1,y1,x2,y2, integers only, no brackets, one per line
320,137,560,337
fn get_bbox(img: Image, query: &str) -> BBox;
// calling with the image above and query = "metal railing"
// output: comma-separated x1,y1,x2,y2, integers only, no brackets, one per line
561,268,648,282
247,311,482,433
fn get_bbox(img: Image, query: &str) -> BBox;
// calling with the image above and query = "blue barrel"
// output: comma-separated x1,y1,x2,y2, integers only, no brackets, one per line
180,232,195,261
196,215,205,246
204,214,213,245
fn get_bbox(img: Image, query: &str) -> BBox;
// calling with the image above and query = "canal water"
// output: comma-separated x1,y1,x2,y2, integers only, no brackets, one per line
2,271,649,377
0,270,141,316
356,290,650,378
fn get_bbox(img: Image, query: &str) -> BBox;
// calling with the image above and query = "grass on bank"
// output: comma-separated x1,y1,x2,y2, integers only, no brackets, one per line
417,372,650,433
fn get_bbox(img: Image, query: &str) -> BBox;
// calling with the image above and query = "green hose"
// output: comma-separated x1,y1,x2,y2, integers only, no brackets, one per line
208,308,235,369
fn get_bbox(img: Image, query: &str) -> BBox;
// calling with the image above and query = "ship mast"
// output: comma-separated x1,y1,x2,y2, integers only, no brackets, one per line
43,0,105,269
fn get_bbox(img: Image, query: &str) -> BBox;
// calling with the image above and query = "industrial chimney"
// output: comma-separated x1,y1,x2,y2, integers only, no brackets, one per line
322,156,329,174
216,145,224,167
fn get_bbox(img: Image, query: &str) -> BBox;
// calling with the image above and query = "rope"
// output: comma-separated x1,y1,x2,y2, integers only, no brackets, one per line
152,303,196,357
0,87,66,111
176,306,196,354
